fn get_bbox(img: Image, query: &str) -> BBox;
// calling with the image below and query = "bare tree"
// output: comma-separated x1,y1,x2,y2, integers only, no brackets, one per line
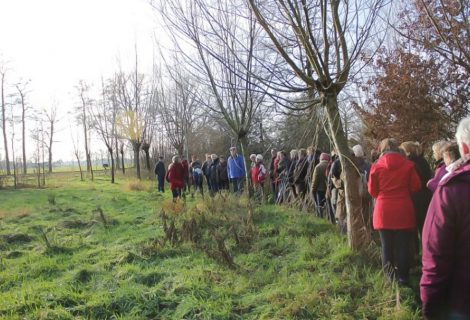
155,63,200,157
90,78,118,183
14,80,30,174
113,51,153,179
69,124,84,181
43,105,58,173
247,0,389,250
158,0,272,188
31,120,46,187
1,64,11,175
76,80,93,172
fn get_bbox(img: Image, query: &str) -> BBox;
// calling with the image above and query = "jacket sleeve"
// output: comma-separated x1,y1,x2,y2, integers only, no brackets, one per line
367,165,379,198
420,187,456,318
311,166,319,192
166,165,171,182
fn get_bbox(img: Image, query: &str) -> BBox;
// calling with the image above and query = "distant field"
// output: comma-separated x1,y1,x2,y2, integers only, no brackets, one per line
0,174,421,319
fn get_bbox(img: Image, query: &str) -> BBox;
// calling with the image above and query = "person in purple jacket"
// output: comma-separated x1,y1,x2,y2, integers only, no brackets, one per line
420,116,470,320
426,140,451,193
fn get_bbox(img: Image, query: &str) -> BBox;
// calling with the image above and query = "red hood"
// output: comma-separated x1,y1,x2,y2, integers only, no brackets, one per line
376,152,408,171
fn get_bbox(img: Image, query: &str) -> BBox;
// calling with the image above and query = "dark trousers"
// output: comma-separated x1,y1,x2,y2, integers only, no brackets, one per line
219,180,229,190
271,180,276,195
315,191,326,218
205,175,212,191
171,188,181,200
231,177,244,194
379,230,412,282
157,175,165,192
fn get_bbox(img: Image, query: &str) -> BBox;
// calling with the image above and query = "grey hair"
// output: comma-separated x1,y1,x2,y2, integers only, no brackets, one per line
456,116,470,155
172,155,180,163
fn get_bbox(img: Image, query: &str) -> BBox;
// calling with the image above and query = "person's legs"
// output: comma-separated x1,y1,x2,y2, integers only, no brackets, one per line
395,230,412,284
379,230,396,281
231,178,239,193
315,191,326,218
158,175,165,192
237,177,244,194
171,188,178,201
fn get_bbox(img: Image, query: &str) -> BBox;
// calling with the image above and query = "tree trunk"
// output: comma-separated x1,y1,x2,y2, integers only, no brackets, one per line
324,93,371,251
75,153,83,181
132,141,142,179
142,143,151,171
48,121,54,173
11,133,17,188
110,149,115,184
115,138,120,170
239,136,251,194
1,74,10,175
89,152,94,181
21,96,27,174
120,145,125,175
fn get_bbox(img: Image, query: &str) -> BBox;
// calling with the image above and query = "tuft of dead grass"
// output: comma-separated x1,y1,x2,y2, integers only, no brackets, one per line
123,179,151,192
0,207,31,220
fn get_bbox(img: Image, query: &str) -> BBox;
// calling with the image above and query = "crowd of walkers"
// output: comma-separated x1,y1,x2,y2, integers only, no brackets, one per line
155,116,470,319
154,147,247,200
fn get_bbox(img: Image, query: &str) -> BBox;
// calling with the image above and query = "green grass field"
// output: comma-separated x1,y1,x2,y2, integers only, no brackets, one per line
0,174,421,319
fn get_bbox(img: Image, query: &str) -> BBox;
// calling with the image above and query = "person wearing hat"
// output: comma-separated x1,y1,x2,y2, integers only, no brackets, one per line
154,156,166,192
311,152,330,218
251,154,267,201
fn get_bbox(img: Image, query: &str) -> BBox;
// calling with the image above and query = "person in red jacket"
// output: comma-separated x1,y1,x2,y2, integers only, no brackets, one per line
166,155,185,201
368,138,421,285
251,154,267,201
181,155,190,193
421,117,470,320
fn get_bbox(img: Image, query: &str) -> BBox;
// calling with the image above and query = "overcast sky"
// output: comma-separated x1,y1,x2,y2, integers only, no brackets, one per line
0,0,161,162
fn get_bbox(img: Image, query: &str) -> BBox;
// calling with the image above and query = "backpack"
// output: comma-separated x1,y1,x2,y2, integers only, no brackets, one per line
358,169,368,197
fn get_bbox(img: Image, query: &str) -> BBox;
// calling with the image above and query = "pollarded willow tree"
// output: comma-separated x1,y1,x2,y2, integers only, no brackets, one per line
155,62,201,158
248,0,390,250
156,0,273,187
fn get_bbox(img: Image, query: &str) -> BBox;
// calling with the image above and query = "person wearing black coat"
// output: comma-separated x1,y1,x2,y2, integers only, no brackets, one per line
154,156,166,192
208,154,220,194
217,156,229,190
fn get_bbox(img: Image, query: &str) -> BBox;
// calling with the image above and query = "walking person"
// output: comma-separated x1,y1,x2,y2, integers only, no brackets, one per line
190,155,204,197
368,138,421,285
202,154,213,192
227,147,246,194
311,153,330,218
181,155,190,193
421,117,470,319
251,154,267,202
217,156,229,190
154,156,166,192
209,154,220,195
166,155,185,202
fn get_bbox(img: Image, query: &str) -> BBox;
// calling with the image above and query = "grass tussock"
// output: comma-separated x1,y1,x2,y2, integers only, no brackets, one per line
123,179,150,192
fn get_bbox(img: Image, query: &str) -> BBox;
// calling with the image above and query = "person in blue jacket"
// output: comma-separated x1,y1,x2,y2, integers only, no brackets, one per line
227,146,246,194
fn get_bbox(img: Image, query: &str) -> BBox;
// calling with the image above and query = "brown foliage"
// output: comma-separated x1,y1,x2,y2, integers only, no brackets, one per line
358,49,456,146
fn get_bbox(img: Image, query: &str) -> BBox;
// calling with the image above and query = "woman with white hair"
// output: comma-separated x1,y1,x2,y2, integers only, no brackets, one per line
427,140,452,192
251,154,267,201
166,155,185,201
421,116,470,319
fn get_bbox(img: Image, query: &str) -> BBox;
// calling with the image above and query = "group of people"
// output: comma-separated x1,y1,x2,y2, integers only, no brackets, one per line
154,116,470,319
154,147,247,200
